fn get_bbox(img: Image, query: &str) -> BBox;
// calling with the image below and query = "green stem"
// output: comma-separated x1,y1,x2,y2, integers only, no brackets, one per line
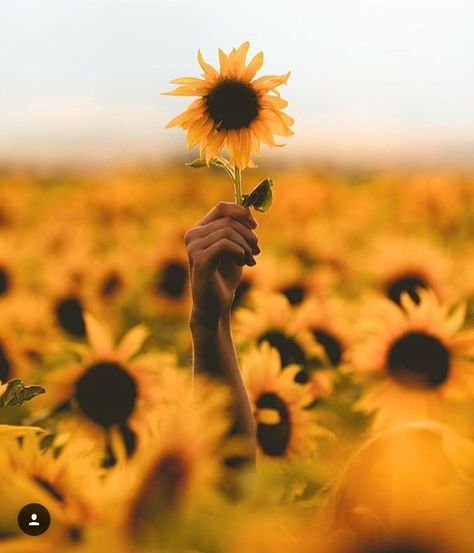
233,166,243,205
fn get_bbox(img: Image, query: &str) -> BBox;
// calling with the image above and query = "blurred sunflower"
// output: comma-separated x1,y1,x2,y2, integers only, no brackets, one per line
348,290,474,429
242,344,329,460
316,422,474,553
234,292,324,374
37,315,176,462
366,236,451,306
0,433,100,549
164,41,294,168
145,237,191,317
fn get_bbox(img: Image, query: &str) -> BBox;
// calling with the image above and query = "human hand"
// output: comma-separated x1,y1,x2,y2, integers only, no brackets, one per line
185,202,260,326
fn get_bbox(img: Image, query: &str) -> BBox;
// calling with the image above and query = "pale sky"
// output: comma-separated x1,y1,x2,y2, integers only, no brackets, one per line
1,0,474,164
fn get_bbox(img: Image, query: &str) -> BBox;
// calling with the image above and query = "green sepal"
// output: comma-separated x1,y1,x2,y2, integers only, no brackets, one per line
242,177,273,212
186,157,229,169
0,379,46,408
185,158,207,168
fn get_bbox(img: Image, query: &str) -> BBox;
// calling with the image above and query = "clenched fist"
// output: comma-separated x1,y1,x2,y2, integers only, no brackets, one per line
185,201,260,326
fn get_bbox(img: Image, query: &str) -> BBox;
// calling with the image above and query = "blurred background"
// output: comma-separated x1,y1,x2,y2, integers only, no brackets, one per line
1,0,474,166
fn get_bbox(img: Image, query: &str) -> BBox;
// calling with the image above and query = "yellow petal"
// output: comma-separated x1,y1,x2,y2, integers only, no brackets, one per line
118,324,149,360
84,313,114,356
243,51,264,81
218,48,229,77
197,49,219,81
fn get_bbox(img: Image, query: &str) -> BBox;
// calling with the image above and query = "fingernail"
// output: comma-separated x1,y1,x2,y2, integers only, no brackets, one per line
253,244,261,254
248,216,258,228
249,257,257,266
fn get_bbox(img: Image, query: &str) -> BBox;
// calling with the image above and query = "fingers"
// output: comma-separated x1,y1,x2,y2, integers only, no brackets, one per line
191,227,257,263
185,217,260,255
196,201,258,229
198,239,249,271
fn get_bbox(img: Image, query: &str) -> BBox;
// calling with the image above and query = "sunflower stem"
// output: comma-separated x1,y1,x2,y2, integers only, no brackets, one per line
233,166,243,205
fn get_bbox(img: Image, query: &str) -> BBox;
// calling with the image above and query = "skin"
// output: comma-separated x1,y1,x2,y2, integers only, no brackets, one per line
185,201,259,462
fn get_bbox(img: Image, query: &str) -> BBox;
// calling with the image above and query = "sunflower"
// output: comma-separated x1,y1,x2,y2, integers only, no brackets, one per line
164,41,294,169
0,432,101,550
92,373,237,550
365,235,451,306
315,422,474,553
234,291,324,377
292,297,353,399
242,343,329,460
35,314,177,463
348,290,474,430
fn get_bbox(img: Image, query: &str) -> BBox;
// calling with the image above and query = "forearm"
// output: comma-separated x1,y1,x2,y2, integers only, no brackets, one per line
190,309,256,459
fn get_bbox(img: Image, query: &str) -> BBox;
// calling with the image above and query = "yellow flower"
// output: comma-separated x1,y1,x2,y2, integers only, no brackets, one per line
316,422,474,553
234,291,324,374
242,343,329,460
164,41,294,169
36,314,177,462
348,290,474,430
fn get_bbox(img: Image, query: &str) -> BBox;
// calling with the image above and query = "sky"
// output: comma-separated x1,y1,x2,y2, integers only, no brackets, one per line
1,0,474,164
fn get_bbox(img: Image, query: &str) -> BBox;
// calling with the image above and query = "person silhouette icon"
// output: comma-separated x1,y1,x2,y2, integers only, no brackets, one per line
28,513,40,526
18,503,50,535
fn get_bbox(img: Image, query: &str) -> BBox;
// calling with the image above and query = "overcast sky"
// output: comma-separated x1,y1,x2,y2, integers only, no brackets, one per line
1,0,473,164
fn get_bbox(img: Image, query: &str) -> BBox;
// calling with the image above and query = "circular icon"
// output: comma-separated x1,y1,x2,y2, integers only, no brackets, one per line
18,503,51,536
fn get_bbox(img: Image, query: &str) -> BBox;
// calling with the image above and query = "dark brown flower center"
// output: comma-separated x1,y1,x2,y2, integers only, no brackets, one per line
388,332,450,389
99,271,123,298
0,341,11,382
130,451,189,534
55,296,86,338
258,330,306,367
256,392,291,457
0,266,10,296
386,273,428,305
206,79,260,130
280,284,306,306
312,328,343,366
75,362,137,427
155,261,188,299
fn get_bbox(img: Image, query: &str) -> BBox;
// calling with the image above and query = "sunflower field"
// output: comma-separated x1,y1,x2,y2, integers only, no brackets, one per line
1,162,474,553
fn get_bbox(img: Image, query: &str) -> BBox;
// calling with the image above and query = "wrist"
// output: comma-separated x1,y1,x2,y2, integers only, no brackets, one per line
190,306,231,333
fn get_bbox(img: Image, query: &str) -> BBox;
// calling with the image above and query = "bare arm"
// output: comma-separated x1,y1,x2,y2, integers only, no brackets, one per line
185,202,259,460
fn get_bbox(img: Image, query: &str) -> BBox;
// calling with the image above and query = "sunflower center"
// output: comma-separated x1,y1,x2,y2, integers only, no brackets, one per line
0,341,11,382
75,362,137,427
388,332,450,389
258,330,306,367
99,272,123,298
0,266,10,296
206,79,260,130
312,329,343,366
280,285,306,306
386,273,428,305
155,261,188,299
55,296,86,338
256,392,291,457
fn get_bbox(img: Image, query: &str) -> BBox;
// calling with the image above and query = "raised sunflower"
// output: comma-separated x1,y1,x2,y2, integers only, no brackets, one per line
164,41,294,169
348,290,474,430
242,343,329,460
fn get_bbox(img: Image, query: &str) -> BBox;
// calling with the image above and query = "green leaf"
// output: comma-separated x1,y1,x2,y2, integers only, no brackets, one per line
242,177,273,212
0,379,46,408
185,158,207,168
